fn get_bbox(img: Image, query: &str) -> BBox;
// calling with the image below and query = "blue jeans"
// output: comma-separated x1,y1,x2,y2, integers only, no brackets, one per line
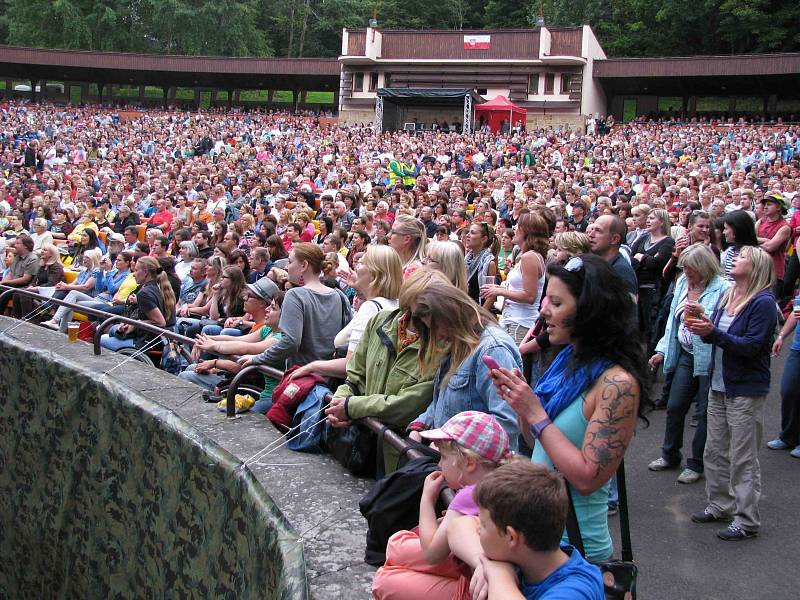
608,474,619,504
662,348,709,472
200,324,244,337
100,325,136,351
85,302,125,320
178,364,224,391
252,397,272,414
779,348,800,446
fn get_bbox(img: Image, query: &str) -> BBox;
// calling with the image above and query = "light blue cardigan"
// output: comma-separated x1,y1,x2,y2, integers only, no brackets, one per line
655,274,730,377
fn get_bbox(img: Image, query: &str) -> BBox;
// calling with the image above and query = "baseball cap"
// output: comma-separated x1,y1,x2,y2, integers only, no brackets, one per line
420,411,511,463
764,192,788,214
107,232,125,243
246,277,278,302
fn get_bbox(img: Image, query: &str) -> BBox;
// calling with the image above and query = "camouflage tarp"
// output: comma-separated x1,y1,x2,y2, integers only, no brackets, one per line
0,333,308,599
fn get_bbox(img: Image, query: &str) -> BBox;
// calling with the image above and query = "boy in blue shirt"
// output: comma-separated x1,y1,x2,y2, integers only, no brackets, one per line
473,462,604,600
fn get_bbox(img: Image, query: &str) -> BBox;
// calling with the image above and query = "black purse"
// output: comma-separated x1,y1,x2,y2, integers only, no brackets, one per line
323,421,378,478
565,459,638,600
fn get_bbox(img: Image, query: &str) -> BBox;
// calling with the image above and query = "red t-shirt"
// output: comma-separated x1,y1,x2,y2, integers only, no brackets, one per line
150,210,174,233
757,217,790,279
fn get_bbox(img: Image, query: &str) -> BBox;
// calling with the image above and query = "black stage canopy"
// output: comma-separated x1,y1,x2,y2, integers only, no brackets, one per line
375,87,481,133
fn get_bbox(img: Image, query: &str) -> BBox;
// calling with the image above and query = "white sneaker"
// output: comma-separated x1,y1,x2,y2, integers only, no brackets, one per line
677,468,703,484
648,457,677,471
40,319,60,330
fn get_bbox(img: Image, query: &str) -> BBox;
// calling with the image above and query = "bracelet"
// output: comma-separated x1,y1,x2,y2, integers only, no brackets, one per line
529,417,552,440
213,359,218,368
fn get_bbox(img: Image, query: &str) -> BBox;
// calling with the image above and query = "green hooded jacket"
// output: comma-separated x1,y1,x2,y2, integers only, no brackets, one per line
334,308,443,471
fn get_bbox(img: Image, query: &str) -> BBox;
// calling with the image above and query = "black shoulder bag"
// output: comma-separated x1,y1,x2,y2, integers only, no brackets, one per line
565,459,638,600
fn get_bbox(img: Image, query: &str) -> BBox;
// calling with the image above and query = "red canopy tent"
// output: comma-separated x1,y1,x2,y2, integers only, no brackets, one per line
474,96,527,133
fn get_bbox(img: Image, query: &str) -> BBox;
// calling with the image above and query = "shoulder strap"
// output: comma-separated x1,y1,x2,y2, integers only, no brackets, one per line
564,459,633,562
337,289,350,329
564,481,585,557
371,299,383,311
616,458,634,562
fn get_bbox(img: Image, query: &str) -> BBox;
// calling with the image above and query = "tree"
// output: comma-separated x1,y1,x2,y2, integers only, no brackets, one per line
484,0,535,29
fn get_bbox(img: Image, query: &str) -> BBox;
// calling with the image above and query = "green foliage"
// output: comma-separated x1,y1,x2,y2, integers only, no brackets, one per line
484,0,535,28
540,0,800,56
2,0,799,58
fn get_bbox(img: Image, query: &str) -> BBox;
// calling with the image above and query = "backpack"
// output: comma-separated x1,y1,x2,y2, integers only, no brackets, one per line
160,339,189,375
358,445,443,566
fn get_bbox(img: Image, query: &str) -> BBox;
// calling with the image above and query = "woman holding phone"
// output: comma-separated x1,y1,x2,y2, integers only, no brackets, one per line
686,246,777,541
647,245,729,484
486,254,648,561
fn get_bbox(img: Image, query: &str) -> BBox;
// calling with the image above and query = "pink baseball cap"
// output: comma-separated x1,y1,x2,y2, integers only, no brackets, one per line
420,411,511,463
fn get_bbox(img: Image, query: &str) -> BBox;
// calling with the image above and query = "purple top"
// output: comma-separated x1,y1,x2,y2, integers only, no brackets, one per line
448,484,479,516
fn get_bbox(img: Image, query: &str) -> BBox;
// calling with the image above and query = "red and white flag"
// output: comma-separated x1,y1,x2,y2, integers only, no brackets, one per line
463,34,491,50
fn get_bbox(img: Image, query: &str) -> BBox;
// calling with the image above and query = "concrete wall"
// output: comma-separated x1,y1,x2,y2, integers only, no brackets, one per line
0,325,306,599
580,25,607,118
526,113,586,132
339,109,376,126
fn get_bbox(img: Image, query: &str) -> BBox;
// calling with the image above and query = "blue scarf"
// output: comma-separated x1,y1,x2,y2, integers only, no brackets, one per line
534,345,612,420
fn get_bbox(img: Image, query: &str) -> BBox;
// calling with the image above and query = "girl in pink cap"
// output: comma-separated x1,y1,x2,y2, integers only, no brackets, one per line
372,411,513,600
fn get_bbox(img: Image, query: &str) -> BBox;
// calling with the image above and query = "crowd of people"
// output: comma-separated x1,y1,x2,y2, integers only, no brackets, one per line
1,97,799,598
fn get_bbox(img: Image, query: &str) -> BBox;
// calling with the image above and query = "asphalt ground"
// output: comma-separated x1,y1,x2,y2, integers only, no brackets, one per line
619,336,799,600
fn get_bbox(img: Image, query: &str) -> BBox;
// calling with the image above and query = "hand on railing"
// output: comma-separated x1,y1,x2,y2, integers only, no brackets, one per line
237,354,256,368
324,396,351,428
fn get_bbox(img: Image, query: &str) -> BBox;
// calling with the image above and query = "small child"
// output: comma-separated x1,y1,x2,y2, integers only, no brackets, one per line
372,411,511,600
473,461,604,600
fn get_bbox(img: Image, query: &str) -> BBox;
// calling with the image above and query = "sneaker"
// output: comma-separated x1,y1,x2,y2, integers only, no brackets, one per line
217,394,255,414
652,400,667,410
790,446,800,459
717,524,758,541
607,501,619,516
648,457,678,471
767,438,790,450
40,319,60,330
202,390,222,403
677,468,704,484
691,509,733,524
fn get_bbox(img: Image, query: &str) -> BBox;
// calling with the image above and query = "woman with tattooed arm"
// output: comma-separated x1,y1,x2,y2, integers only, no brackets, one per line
489,254,649,561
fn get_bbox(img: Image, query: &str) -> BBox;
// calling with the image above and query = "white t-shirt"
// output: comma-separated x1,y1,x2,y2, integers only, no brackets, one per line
334,297,399,353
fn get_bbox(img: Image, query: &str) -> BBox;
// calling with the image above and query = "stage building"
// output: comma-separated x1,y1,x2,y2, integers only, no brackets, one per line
1,28,799,129
338,25,606,132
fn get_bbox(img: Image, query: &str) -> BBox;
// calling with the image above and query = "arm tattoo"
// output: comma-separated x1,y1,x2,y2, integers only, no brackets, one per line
584,374,636,477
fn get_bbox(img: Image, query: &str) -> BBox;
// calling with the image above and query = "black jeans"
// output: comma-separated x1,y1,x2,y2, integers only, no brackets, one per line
662,348,709,472
781,252,799,305
779,348,800,447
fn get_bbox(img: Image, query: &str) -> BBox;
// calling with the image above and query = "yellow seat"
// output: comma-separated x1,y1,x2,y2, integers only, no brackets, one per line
136,224,147,242
98,230,108,245
61,270,88,321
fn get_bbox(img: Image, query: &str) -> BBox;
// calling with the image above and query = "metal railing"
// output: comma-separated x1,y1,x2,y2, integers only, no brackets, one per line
1,285,451,497
0,284,113,323
225,364,454,501
92,314,194,356
0,282,195,359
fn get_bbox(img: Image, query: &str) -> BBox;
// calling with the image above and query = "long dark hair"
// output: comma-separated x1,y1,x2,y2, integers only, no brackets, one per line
82,227,100,249
722,210,758,249
547,254,651,419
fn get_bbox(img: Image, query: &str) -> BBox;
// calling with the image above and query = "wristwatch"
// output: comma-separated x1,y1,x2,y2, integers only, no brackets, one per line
530,417,552,440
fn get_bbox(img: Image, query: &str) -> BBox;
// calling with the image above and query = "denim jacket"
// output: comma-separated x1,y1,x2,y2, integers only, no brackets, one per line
655,274,730,377
414,325,522,450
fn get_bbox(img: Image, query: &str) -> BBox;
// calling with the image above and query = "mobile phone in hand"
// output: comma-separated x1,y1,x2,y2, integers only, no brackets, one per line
482,355,501,371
